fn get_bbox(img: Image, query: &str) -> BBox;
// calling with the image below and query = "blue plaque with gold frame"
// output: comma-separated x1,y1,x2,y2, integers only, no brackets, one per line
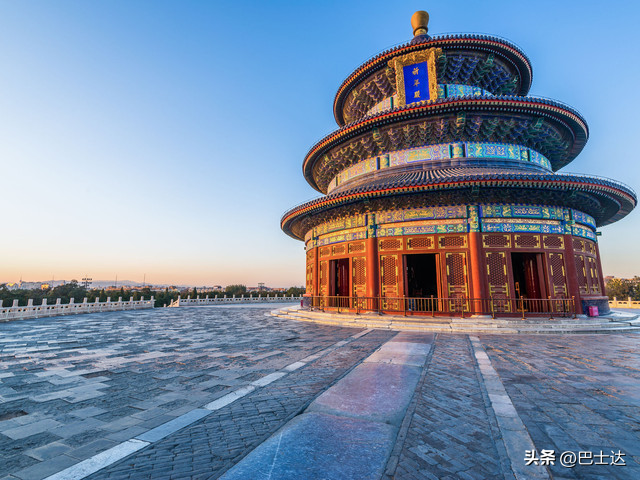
388,48,441,107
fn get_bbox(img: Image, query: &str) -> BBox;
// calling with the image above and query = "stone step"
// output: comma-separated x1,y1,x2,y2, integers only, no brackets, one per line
274,308,640,334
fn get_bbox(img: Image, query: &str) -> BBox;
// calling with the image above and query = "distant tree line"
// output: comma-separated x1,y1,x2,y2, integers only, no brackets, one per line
605,276,640,300
0,282,306,308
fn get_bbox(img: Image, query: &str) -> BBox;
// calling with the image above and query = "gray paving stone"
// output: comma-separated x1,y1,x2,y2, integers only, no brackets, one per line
24,442,72,461
481,333,640,479
13,454,77,480
2,420,62,440
49,418,107,438
69,407,107,419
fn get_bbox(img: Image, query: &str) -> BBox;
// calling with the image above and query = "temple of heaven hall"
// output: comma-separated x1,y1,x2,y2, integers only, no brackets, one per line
281,11,636,317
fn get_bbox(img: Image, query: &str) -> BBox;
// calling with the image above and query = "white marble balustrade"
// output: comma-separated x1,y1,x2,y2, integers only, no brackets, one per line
169,295,302,307
609,297,640,309
0,296,154,322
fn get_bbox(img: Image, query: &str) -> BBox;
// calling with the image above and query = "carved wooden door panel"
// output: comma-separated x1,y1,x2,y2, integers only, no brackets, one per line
380,254,400,311
485,251,511,312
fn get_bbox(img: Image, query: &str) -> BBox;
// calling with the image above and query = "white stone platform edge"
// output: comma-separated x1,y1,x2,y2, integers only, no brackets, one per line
469,336,550,480
272,306,640,334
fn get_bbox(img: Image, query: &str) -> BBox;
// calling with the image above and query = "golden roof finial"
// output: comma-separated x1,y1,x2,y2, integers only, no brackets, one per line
411,10,429,37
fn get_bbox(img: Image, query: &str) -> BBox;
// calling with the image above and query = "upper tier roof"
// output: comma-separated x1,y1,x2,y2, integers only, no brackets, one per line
334,34,533,126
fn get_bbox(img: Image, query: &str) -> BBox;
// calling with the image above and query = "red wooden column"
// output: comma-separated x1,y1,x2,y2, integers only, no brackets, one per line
594,240,607,295
365,214,379,300
366,238,379,298
468,232,487,306
312,244,319,297
467,207,486,310
563,234,582,314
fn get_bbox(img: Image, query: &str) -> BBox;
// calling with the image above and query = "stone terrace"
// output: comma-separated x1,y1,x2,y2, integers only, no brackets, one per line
0,305,638,479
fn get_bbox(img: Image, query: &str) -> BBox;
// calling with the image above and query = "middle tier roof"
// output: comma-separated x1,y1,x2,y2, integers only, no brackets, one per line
304,95,589,194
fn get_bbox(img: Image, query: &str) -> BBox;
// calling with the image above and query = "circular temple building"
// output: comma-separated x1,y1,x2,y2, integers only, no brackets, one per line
281,11,636,317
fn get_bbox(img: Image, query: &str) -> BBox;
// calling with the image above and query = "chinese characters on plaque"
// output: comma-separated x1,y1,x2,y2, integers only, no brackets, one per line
402,62,431,103
389,48,441,108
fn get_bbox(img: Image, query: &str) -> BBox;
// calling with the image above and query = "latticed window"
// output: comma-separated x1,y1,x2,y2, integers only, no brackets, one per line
483,234,511,248
379,238,402,251
348,242,365,253
573,238,585,252
332,244,346,255
543,235,564,249
408,237,433,250
515,234,540,249
439,235,466,248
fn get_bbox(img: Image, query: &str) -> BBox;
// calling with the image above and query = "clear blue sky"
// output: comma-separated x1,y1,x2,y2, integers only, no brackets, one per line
0,0,638,287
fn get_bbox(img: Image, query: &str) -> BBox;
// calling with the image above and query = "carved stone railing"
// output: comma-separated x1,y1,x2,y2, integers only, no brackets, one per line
169,294,302,307
609,297,640,309
0,296,154,322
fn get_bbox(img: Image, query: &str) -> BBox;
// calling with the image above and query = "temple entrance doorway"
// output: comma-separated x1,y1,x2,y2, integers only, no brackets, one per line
404,254,439,299
330,258,350,297
511,252,545,304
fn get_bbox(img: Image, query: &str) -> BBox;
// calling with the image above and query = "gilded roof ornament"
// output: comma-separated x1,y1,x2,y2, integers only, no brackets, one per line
411,10,429,37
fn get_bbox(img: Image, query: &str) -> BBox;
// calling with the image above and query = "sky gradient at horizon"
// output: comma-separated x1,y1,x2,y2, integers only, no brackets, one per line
1,0,638,287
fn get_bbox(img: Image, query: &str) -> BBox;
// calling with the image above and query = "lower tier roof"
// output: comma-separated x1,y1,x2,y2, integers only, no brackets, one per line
282,167,636,240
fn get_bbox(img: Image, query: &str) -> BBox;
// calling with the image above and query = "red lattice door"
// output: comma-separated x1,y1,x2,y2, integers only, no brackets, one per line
380,255,400,311
547,252,568,298
586,256,601,294
445,252,468,311
351,256,366,297
575,255,589,295
485,251,511,312
306,250,315,294
351,256,367,309
319,260,329,297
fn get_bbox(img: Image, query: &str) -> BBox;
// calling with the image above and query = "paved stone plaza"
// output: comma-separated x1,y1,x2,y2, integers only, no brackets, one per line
1,305,639,479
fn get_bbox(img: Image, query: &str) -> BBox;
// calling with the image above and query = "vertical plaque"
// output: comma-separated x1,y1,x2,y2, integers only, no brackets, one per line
389,48,441,107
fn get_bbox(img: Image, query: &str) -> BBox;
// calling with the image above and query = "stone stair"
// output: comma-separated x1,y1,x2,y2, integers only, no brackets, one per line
271,306,640,334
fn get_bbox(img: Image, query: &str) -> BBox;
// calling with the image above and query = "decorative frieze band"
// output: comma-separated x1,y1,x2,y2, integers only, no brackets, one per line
305,203,597,248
